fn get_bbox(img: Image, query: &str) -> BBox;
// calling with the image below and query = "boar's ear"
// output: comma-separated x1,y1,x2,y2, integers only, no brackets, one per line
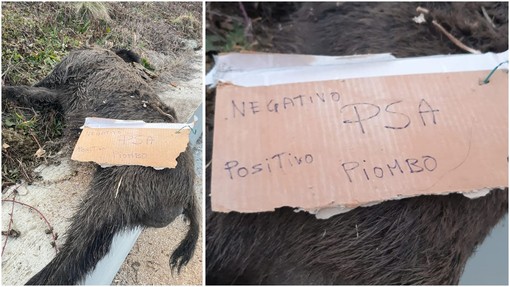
114,49,141,64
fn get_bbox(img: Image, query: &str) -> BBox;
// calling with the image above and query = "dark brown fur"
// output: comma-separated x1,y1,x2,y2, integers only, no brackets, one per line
3,48,198,285
206,2,508,285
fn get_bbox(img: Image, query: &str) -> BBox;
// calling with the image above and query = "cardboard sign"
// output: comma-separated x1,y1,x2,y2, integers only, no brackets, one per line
71,118,190,169
211,70,508,213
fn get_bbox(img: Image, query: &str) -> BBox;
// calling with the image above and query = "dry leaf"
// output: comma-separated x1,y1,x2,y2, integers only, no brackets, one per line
34,148,46,158
2,143,10,149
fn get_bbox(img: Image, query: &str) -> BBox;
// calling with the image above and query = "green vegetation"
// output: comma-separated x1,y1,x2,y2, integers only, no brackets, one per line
140,57,155,71
206,24,250,52
2,3,108,85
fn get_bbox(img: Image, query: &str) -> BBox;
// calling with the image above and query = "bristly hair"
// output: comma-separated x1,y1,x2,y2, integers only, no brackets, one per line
114,49,141,64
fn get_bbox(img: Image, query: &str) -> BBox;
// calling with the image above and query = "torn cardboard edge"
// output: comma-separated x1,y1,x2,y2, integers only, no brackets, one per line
297,188,502,220
210,52,508,219
72,117,195,170
206,50,508,87
212,187,505,219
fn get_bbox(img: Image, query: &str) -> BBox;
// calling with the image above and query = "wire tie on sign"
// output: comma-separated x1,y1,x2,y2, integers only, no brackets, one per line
480,60,508,85
176,125,197,135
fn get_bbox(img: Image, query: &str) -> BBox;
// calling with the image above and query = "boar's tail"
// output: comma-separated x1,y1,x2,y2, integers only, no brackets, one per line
170,191,200,273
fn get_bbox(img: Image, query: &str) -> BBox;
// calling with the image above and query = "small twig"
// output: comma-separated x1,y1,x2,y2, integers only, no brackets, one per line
238,2,250,26
481,6,496,29
15,159,32,183
149,103,176,122
238,2,253,43
206,9,244,23
432,20,481,54
115,175,123,199
2,193,17,256
2,199,58,254
29,132,48,163
416,6,429,14
205,160,212,169
4,183,22,198
1,53,15,79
